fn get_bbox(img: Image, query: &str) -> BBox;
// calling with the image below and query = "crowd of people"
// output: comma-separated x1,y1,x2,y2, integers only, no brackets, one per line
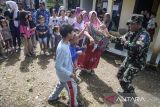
0,0,154,107
0,1,111,106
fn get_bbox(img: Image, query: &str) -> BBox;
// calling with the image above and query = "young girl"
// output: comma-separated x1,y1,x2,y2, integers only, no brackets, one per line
49,8,59,53
28,13,36,50
36,15,49,55
0,19,13,54
68,9,76,26
20,11,34,57
0,32,7,60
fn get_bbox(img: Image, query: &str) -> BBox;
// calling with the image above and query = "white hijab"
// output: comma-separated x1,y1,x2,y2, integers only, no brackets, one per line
6,1,19,27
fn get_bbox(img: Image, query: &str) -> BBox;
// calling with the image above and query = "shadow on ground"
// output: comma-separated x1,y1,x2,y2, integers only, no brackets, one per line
101,51,125,68
20,54,52,72
48,101,68,107
5,52,21,67
37,54,52,70
79,72,119,106
20,55,36,72
133,69,160,98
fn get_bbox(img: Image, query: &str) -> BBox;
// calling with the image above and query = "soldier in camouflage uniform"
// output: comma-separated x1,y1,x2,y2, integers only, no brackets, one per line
112,15,151,93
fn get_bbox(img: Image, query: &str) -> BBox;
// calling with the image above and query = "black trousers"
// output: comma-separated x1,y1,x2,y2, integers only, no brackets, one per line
11,26,21,48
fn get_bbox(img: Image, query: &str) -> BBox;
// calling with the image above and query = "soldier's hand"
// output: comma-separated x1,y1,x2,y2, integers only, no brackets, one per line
124,41,129,46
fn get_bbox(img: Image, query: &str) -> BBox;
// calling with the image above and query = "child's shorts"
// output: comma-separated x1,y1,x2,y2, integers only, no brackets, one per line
38,37,47,44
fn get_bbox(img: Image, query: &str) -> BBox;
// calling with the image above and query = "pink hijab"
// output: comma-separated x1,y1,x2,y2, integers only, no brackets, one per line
89,11,102,28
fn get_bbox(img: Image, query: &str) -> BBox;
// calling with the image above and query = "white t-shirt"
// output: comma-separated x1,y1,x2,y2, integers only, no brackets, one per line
147,18,156,29
58,16,68,26
49,16,59,34
68,17,76,26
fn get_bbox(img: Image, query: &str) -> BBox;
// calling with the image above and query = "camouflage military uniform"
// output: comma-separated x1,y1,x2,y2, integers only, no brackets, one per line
113,15,151,93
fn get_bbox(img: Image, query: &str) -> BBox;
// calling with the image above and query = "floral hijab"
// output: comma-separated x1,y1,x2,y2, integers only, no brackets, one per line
89,11,102,29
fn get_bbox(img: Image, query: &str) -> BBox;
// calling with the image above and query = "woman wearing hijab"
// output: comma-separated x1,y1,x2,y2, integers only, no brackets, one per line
78,11,109,75
57,6,68,26
6,1,21,51
73,8,85,31
103,13,113,31
72,7,87,48
82,10,89,24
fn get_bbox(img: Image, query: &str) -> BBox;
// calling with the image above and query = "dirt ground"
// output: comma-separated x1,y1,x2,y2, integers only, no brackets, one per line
0,47,160,107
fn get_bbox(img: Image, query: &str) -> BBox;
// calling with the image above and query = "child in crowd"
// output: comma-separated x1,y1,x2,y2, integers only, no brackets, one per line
19,11,34,57
0,32,7,60
53,26,62,57
49,8,59,53
66,10,71,17
28,13,36,50
0,19,13,54
36,15,49,55
68,9,76,26
48,24,79,107
70,27,86,70
58,7,68,26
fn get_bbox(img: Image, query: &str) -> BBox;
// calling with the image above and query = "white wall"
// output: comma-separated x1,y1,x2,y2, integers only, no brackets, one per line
118,0,136,29
151,4,160,53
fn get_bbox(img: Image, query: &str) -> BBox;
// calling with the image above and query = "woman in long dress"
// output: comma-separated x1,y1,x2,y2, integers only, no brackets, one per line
77,11,110,74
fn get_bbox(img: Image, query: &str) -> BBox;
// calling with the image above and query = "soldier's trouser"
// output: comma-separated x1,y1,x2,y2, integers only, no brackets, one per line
117,63,139,92
49,79,78,107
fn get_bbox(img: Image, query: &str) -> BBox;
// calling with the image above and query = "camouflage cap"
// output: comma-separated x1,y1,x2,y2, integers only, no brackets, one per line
127,14,144,24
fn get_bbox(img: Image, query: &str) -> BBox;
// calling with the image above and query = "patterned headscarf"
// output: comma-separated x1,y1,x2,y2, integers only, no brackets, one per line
89,11,102,28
